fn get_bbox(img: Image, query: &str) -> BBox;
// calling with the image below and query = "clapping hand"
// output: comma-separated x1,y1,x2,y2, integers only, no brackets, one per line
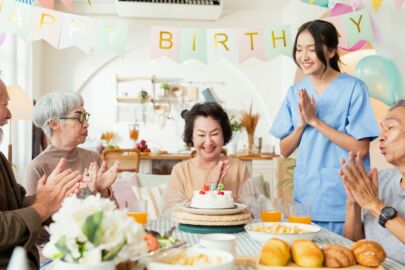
339,152,381,211
82,161,120,195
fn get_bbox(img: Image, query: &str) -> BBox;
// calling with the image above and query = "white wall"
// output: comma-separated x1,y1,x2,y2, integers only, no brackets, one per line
34,1,405,169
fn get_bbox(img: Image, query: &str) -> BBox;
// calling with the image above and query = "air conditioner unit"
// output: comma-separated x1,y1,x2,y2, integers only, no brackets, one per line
115,0,223,21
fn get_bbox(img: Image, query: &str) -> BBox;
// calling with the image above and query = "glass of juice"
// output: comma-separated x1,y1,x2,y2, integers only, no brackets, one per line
287,203,311,224
127,199,148,225
128,123,140,144
261,198,282,222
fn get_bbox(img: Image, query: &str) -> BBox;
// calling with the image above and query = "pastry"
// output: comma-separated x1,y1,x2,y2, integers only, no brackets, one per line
260,238,290,266
352,239,386,267
322,243,356,268
291,239,324,267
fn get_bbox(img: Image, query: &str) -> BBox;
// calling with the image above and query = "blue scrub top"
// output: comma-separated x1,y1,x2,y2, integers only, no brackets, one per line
270,73,380,222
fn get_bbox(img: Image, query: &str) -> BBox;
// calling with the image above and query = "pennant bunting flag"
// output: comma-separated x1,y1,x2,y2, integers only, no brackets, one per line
395,0,404,8
94,19,128,56
0,0,32,39
300,0,329,7
0,33,6,46
207,29,238,63
237,29,266,62
38,0,73,10
371,0,383,11
264,25,292,60
28,7,63,48
59,14,95,53
150,26,181,62
179,28,207,63
342,10,373,47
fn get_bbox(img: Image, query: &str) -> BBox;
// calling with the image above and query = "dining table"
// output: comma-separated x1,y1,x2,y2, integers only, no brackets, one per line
147,219,405,270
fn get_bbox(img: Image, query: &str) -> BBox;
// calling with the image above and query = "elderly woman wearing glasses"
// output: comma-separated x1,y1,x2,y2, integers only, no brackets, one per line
24,91,119,198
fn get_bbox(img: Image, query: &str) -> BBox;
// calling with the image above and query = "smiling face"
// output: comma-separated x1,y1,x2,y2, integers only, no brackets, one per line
50,105,89,147
378,106,405,166
192,116,224,162
295,30,335,76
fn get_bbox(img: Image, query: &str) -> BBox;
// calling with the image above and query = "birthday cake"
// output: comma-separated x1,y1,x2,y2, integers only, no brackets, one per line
190,183,234,209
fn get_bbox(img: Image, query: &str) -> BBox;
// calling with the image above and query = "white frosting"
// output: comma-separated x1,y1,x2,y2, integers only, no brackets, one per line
190,190,234,209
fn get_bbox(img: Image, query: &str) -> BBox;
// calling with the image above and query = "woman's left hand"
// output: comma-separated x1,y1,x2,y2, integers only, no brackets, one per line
340,152,381,211
299,89,318,126
82,161,119,196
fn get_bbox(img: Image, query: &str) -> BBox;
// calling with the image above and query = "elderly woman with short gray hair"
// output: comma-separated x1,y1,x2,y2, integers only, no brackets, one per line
24,91,118,199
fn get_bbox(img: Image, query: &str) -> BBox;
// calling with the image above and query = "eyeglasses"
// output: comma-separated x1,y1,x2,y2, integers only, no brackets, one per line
59,112,91,124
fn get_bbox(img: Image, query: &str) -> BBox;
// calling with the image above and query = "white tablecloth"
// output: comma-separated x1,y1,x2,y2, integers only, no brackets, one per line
147,219,405,270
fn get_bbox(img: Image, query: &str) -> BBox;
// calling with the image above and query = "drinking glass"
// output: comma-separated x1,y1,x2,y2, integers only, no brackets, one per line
287,203,311,224
127,199,148,225
261,198,282,222
128,123,140,144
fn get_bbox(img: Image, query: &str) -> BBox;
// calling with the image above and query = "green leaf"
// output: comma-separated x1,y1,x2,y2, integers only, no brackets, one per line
55,236,69,259
82,211,104,246
102,241,125,261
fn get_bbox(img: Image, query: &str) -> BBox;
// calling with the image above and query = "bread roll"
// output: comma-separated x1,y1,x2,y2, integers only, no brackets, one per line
260,238,290,266
291,239,324,267
352,239,386,267
322,244,356,268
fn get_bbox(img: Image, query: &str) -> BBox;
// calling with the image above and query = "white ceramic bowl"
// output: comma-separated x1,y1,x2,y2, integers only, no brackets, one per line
244,222,321,244
147,247,234,270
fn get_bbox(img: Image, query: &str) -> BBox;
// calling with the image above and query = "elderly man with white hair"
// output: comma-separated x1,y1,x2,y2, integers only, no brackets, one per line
0,79,82,269
340,99,405,264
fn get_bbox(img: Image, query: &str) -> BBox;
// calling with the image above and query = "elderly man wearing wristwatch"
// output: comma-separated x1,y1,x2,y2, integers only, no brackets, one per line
339,99,405,265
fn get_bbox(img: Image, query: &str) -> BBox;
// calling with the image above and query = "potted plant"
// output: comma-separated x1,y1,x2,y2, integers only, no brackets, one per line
227,115,242,154
160,82,170,97
43,195,148,270
138,89,150,103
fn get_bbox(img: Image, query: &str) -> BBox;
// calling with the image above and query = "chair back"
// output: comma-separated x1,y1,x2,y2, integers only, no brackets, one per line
102,148,141,172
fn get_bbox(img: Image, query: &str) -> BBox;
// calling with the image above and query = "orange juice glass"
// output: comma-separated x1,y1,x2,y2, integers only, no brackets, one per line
127,199,147,225
261,198,282,222
287,203,311,224
128,123,140,143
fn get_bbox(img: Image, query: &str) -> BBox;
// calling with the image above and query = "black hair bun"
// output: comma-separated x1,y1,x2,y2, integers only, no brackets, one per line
181,109,189,119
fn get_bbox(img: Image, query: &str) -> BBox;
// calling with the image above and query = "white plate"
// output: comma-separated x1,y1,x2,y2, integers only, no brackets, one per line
178,203,247,215
244,222,321,244
148,247,234,270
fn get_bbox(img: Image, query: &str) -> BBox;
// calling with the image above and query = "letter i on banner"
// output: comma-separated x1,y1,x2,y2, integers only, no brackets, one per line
150,26,180,62
342,10,373,47
179,28,206,63
28,6,63,48
0,0,32,40
264,25,292,60
237,28,266,63
207,29,238,63
95,19,128,56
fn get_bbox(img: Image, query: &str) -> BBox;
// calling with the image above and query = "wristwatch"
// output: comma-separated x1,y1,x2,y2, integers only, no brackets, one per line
378,206,398,228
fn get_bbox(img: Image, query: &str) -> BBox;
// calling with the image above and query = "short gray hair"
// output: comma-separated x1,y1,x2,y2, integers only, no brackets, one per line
389,99,405,111
33,91,84,138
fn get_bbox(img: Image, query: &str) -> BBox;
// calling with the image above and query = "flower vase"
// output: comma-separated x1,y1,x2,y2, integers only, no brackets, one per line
53,260,115,270
227,132,239,155
247,133,255,155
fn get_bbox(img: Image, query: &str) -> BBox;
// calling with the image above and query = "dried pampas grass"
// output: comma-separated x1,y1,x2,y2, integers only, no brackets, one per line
240,103,259,137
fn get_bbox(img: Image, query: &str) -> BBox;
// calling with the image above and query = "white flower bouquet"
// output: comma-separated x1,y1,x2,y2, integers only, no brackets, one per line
43,195,148,265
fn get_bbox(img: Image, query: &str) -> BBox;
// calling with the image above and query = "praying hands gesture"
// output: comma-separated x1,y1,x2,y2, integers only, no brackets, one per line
82,161,120,197
339,152,383,214
298,89,318,126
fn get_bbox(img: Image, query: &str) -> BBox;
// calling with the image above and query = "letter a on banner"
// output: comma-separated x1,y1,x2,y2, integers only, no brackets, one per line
179,28,206,63
150,26,180,62
0,0,32,39
264,25,292,60
237,28,266,62
207,29,238,63
342,10,373,47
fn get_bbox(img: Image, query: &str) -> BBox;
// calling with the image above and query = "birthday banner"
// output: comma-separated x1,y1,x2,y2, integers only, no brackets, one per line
0,0,128,55
150,10,373,64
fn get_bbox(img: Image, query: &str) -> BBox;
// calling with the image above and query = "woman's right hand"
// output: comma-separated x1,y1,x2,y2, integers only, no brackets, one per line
208,159,230,186
297,89,307,129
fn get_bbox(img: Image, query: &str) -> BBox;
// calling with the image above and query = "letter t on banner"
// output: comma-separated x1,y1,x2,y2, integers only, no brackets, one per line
150,26,180,62
237,29,266,63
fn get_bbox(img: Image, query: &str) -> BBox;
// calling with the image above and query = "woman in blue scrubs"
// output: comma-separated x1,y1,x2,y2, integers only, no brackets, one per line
270,20,379,235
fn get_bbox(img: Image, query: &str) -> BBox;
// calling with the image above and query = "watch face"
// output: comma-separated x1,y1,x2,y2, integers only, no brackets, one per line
382,207,396,218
